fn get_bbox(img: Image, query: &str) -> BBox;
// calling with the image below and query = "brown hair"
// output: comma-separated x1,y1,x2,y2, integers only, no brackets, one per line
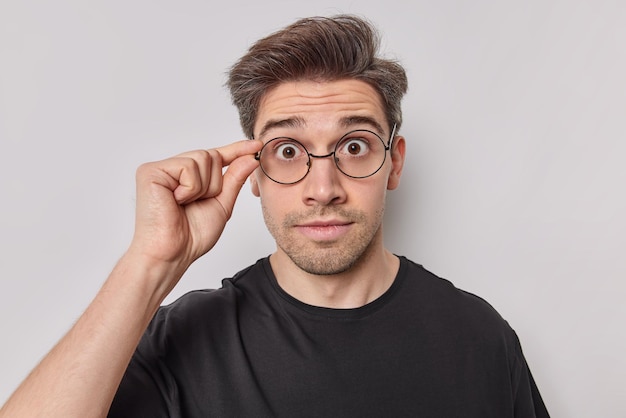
226,14,408,138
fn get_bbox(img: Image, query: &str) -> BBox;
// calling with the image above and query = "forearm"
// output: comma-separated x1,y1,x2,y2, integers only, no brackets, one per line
0,253,182,418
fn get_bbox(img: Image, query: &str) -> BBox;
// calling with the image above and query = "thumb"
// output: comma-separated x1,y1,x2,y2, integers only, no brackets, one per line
214,153,260,219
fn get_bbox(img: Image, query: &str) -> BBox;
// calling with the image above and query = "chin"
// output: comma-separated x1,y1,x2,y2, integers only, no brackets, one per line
285,244,370,276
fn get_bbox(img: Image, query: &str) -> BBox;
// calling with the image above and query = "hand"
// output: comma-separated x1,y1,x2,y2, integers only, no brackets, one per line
127,139,262,278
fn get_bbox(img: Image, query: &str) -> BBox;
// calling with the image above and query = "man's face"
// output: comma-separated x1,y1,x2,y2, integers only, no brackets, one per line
250,79,405,275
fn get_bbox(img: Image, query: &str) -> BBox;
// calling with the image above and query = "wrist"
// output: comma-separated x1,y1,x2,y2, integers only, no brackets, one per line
110,249,189,313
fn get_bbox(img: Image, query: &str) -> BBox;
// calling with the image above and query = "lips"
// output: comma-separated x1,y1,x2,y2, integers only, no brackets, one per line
294,219,353,241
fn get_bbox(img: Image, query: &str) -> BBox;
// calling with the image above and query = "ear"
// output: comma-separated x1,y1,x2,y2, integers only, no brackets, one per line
387,136,406,190
250,171,261,197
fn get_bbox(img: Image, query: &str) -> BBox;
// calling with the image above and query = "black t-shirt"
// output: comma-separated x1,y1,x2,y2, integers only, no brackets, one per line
109,256,549,417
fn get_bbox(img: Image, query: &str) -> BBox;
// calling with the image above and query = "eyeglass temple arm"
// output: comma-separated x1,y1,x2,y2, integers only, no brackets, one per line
388,123,397,150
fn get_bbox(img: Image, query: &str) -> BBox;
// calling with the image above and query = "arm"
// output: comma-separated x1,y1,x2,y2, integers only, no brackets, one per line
0,140,262,418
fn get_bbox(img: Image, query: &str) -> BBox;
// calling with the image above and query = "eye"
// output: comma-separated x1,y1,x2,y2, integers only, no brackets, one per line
338,138,369,157
273,141,304,161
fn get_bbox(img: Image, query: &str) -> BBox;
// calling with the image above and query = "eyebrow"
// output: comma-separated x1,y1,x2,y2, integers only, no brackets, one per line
256,115,386,139
256,117,306,139
338,116,385,135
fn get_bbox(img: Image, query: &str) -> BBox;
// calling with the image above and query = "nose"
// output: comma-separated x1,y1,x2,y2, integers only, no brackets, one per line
301,154,347,206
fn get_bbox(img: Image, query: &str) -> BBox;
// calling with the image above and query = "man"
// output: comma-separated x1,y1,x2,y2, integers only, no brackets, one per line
0,15,549,417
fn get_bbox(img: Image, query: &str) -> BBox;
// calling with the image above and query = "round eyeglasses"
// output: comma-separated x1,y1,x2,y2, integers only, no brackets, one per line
255,124,397,185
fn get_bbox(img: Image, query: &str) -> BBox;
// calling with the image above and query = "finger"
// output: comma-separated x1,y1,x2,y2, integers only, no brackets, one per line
146,140,262,206
213,139,263,167
201,140,262,199
204,149,224,198
171,155,211,204
167,150,219,201
213,153,260,219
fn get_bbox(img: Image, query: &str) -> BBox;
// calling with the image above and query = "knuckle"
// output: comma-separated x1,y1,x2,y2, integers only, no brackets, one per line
205,149,221,165
135,161,155,179
192,149,212,164
207,177,223,197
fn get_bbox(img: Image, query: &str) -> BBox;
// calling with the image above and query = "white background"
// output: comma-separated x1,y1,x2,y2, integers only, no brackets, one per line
1,1,625,416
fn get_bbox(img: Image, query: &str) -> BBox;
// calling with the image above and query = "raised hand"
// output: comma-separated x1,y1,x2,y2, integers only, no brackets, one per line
128,139,262,279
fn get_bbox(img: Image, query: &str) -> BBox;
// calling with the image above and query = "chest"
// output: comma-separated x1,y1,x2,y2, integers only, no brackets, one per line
178,304,514,417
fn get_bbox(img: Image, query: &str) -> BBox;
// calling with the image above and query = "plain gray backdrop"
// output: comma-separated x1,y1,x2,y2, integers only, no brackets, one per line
1,1,625,416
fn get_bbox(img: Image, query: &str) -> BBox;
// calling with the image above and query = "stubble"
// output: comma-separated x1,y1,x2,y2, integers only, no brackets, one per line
262,205,385,276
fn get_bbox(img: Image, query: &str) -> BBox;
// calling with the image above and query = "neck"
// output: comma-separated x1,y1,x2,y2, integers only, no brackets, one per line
269,242,399,309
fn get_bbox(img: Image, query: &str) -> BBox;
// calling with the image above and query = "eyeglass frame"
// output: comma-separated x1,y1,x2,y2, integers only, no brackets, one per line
254,123,398,185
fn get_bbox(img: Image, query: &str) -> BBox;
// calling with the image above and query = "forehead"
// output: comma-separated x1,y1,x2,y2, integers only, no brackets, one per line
255,79,386,138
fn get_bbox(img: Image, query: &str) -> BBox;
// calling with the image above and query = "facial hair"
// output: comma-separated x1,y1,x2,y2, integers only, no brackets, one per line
262,204,385,276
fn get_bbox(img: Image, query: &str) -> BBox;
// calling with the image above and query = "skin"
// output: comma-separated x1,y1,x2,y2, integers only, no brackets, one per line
0,79,405,417
251,79,406,308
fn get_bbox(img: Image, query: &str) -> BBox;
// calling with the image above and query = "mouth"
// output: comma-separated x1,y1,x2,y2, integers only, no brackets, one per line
294,219,353,241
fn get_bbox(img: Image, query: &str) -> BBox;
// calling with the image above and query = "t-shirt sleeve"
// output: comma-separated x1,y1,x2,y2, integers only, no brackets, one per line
108,354,177,417
511,332,550,418
108,312,181,418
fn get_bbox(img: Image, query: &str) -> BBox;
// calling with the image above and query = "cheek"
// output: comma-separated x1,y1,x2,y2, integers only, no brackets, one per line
350,181,388,213
358,174,389,198
255,181,292,220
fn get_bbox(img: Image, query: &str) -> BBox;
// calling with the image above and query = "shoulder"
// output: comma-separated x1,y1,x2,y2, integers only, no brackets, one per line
149,258,268,330
396,258,526,369
397,256,514,337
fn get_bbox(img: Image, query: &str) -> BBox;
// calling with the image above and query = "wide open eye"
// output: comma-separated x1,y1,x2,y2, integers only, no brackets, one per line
272,140,305,161
333,130,387,178
337,137,370,158
258,137,309,184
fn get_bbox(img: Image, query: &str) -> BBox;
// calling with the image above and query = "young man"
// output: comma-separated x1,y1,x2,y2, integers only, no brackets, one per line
0,15,549,417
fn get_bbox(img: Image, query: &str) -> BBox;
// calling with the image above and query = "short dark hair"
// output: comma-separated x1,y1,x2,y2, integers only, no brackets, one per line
226,14,408,138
